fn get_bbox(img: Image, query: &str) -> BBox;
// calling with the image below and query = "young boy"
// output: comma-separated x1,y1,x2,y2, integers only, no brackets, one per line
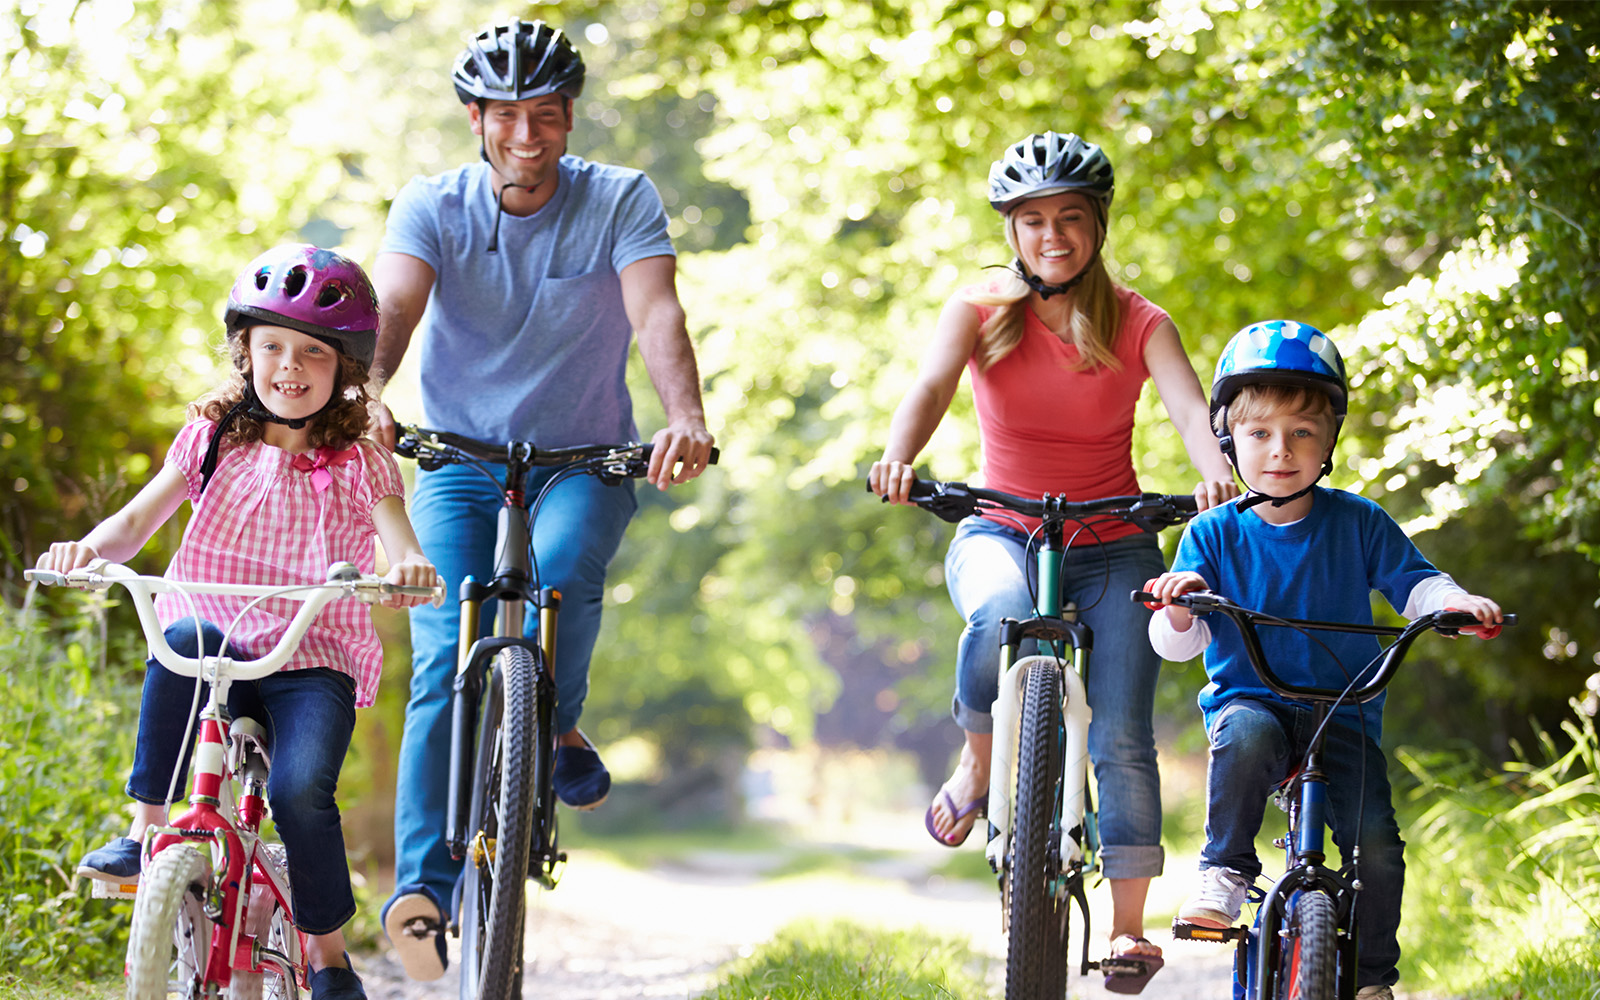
1143,320,1502,1000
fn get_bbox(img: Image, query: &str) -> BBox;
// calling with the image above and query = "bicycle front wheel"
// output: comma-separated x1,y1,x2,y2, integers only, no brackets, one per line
458,646,539,1000
1279,889,1337,1000
125,845,213,1000
1005,660,1069,1000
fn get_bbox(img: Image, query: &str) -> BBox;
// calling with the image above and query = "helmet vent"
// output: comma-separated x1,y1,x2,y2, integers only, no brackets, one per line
283,266,308,297
316,281,348,308
253,268,271,291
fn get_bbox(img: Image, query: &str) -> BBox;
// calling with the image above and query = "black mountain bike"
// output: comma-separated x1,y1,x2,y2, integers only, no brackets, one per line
395,425,714,1000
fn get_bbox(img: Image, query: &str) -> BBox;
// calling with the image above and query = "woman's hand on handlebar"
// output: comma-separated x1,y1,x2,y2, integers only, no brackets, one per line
868,459,919,505
646,421,715,491
382,554,443,609
1192,478,1240,512
1444,592,1504,639
1142,570,1211,628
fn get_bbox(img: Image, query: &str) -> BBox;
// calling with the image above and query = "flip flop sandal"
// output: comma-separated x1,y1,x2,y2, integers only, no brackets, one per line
1102,935,1165,995
923,790,987,847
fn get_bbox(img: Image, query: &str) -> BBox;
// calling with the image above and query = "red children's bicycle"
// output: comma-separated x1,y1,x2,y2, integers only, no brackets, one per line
27,560,440,1000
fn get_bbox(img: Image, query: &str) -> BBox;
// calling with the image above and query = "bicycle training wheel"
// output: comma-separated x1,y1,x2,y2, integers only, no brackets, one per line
1004,660,1069,1000
125,845,214,1000
458,646,539,1000
1278,889,1337,1000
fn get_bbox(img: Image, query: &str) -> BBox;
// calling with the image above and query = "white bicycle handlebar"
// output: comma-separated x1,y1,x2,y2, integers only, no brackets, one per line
24,560,445,681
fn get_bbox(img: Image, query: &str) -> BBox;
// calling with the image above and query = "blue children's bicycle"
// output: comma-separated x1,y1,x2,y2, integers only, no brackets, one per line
1132,588,1514,1000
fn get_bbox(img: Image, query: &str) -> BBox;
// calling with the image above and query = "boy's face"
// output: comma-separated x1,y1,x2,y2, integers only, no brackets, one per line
1231,404,1336,500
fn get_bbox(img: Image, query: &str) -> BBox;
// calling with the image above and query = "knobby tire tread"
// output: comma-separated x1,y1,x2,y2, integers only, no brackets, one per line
459,647,538,1000
1282,889,1338,1000
1006,661,1068,1000
125,846,212,1000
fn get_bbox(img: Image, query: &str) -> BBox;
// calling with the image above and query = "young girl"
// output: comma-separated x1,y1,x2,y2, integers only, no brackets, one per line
38,244,439,1000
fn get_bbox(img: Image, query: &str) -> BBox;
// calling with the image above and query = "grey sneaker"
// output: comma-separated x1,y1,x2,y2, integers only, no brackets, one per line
1356,988,1394,1000
1178,866,1250,928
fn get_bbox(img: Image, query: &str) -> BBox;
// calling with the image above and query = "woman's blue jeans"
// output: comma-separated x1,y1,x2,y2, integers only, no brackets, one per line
1201,698,1404,989
127,618,357,935
944,515,1168,880
393,461,635,906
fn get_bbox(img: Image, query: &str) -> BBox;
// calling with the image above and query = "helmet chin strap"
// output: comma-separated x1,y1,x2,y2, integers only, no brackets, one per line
482,139,546,255
1016,258,1094,299
196,383,337,495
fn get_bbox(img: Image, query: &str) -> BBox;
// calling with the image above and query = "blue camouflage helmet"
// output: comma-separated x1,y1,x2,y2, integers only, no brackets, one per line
1210,320,1347,434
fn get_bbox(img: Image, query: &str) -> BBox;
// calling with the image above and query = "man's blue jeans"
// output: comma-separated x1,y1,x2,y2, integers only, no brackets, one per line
128,618,358,934
944,515,1168,880
1201,697,1405,989
393,461,635,905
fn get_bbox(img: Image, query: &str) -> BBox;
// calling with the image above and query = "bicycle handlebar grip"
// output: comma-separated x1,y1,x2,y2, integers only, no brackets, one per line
23,568,68,587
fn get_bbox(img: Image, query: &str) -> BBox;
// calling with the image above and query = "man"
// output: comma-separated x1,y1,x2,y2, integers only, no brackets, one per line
371,19,715,981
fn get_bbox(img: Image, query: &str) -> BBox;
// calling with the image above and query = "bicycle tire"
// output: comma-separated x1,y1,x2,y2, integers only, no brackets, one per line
1005,660,1068,1000
228,845,299,1000
125,846,213,1000
458,646,538,1000
1279,889,1337,1000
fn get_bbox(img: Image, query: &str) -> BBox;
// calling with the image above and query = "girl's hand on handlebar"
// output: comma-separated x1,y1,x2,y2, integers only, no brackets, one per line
37,541,101,575
1193,478,1240,512
868,459,918,505
1143,571,1210,628
1444,593,1504,639
383,555,443,609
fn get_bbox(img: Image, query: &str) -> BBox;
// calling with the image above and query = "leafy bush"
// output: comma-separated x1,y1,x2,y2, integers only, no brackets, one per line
0,598,142,979
1396,702,1600,995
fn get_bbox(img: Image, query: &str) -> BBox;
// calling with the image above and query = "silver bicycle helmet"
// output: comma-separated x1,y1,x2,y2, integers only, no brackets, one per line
987,132,1115,215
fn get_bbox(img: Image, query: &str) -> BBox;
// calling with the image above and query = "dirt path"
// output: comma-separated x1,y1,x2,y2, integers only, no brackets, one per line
357,818,1236,999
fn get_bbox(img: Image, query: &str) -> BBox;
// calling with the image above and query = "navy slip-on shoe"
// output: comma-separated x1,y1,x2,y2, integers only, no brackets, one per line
553,731,611,810
76,837,142,884
310,961,366,1000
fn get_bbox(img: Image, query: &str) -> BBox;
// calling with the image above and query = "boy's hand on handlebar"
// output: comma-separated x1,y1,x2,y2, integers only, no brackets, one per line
646,422,715,491
1143,571,1210,628
1444,593,1504,639
868,459,918,505
1193,478,1240,512
382,555,443,609
37,541,101,575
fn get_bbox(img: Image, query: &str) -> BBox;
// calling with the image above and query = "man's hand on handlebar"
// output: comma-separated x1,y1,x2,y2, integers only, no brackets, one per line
646,420,715,491
867,459,919,505
371,398,400,453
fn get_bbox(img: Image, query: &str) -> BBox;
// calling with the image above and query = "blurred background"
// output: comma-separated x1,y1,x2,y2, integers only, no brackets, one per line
3,0,1597,991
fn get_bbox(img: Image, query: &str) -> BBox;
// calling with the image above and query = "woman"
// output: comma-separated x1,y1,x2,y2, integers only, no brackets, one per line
869,132,1236,991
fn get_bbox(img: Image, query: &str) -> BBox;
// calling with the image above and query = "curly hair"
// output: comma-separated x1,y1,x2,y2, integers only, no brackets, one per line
191,328,374,449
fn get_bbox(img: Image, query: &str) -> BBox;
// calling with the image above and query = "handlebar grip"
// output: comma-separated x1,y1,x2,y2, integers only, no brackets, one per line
23,568,68,587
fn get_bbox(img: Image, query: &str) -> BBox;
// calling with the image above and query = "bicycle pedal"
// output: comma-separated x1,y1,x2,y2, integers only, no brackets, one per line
88,879,139,900
1171,920,1246,944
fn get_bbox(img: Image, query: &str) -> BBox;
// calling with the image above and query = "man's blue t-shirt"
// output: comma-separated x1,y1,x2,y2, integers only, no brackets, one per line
1172,487,1441,742
380,155,675,447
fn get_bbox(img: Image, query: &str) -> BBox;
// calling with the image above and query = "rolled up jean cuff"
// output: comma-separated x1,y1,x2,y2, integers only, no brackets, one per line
952,695,994,735
1099,843,1165,881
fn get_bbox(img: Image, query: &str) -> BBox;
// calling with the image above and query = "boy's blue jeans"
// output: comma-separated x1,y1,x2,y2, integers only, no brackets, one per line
944,515,1168,880
127,618,357,935
393,461,635,908
1202,698,1405,989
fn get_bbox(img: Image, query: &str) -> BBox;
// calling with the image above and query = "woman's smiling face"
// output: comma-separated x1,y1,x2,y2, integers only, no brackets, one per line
1009,190,1102,285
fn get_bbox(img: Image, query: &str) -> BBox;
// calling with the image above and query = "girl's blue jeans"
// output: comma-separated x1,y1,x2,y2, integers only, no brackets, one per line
393,461,635,907
944,515,1168,880
127,618,357,935
1201,698,1404,989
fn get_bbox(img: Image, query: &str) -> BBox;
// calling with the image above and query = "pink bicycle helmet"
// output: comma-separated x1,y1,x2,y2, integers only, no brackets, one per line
224,245,379,371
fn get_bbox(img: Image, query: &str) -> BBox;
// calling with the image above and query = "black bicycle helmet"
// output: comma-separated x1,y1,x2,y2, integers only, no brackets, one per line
987,132,1115,215
452,19,585,105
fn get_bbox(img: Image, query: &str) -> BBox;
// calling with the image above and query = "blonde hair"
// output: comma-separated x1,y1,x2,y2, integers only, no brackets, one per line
192,327,374,450
966,210,1123,372
1214,383,1337,436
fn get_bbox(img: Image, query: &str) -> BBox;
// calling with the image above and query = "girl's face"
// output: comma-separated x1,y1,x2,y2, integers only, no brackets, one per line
1009,191,1102,285
247,325,340,424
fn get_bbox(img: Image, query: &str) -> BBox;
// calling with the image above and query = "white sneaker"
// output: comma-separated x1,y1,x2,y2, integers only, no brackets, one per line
1178,866,1250,928
1356,988,1394,1000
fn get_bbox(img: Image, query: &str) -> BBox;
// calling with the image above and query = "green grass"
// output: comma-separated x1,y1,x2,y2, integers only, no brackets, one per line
701,920,991,999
